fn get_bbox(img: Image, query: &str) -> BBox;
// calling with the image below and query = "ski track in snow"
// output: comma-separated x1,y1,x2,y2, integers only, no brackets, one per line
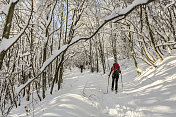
9,56,176,117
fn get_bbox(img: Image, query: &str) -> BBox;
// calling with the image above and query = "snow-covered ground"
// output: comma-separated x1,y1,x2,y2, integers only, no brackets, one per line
9,56,176,117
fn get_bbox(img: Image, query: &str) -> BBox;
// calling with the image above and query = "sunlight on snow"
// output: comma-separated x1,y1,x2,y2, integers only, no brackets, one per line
8,56,176,117
43,113,59,116
124,80,165,94
166,94,176,101
169,60,176,65
59,104,77,109
146,106,173,113
66,76,78,80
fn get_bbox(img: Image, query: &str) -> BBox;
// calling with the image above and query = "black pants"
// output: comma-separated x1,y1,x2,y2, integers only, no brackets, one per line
112,75,119,91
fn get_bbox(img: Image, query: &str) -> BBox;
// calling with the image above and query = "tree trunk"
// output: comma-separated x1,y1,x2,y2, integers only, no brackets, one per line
128,25,141,75
89,39,94,72
144,7,163,61
0,1,19,70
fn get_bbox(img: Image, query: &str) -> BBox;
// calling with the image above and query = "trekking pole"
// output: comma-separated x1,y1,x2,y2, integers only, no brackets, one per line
107,76,110,93
121,73,123,91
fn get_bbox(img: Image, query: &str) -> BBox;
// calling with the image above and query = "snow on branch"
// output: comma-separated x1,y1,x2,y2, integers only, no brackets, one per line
16,78,34,94
40,36,86,72
8,1,157,112
40,0,155,72
0,0,33,54
39,36,87,72
165,0,176,8
2,1,33,115
156,41,176,47
2,3,11,15
0,28,25,53
104,0,154,22
40,44,68,72
14,0,156,99
1,0,19,15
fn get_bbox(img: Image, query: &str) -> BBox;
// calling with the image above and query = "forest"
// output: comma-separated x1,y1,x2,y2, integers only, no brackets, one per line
0,0,176,116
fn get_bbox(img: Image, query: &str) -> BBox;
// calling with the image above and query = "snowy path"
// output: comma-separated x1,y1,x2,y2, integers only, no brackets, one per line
9,56,176,117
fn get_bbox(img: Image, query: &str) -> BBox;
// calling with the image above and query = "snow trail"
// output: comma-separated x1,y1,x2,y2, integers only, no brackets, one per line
9,56,176,117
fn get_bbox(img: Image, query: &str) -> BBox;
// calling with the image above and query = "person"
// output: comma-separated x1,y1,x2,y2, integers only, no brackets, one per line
80,65,83,73
108,62,121,93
